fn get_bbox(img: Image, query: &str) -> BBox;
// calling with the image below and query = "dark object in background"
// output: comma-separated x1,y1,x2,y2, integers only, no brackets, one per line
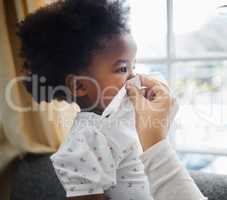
11,154,65,200
191,171,227,200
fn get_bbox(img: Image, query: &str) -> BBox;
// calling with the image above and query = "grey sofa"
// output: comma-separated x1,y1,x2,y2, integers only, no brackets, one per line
10,154,227,200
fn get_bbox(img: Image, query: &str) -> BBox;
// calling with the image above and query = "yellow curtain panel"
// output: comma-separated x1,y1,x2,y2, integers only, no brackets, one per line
0,0,79,198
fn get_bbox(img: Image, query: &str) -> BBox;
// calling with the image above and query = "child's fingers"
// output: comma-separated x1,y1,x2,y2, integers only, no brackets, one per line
144,88,156,101
139,74,159,88
139,74,170,92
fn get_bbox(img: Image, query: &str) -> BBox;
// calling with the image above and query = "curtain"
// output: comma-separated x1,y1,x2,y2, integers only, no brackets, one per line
0,0,79,198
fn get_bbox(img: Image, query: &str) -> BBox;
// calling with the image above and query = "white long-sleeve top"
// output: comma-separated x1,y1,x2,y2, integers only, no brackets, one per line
50,75,207,199
50,111,207,200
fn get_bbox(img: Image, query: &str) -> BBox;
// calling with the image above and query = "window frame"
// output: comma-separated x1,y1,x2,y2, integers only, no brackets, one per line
136,0,227,156
44,0,227,156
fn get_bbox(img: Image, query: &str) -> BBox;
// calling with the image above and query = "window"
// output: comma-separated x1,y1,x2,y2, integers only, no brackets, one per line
44,0,227,174
174,0,227,57
131,0,227,174
129,0,167,58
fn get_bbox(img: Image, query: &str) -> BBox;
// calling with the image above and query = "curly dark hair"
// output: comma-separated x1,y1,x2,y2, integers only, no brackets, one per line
17,0,130,103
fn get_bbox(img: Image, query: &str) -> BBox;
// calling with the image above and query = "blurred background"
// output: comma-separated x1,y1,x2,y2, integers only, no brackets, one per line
127,0,227,174
45,0,227,174
1,1,227,199
2,0,227,179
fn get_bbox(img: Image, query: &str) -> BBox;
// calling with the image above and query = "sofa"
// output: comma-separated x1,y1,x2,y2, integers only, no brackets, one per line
10,154,227,200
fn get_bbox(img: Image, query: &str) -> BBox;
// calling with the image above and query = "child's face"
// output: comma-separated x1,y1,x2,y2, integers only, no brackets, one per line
70,33,137,114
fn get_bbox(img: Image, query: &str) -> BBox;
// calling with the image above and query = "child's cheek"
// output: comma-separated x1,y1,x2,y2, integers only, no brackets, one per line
99,88,119,109
98,77,126,109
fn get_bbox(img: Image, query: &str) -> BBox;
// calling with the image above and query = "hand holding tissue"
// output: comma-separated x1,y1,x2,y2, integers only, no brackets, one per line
126,74,179,150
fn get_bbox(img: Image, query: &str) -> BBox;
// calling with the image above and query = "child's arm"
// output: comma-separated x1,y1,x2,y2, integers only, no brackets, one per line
140,139,207,200
127,75,207,199
68,194,105,200
50,127,119,199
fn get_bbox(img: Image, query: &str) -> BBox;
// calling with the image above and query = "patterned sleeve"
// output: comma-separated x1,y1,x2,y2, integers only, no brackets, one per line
104,142,153,200
50,127,120,197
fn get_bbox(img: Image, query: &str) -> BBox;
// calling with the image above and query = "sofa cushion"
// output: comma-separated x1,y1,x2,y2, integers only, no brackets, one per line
11,154,65,200
191,171,227,200
10,154,227,200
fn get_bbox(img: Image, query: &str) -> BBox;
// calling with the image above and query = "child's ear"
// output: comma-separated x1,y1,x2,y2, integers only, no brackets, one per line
65,74,88,97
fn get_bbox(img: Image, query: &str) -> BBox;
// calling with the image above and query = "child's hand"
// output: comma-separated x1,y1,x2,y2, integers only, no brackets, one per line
126,75,177,151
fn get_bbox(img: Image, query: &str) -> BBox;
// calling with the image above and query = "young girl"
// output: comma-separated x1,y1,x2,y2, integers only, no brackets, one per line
18,0,207,200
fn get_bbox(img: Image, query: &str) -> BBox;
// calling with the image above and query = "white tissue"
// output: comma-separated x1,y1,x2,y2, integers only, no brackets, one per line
101,75,141,118
101,73,179,144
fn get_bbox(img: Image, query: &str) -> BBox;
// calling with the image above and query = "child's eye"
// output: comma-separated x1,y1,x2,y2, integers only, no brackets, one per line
116,67,128,73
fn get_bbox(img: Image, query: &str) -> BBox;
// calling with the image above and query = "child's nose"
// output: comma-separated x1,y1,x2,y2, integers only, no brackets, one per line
127,71,136,80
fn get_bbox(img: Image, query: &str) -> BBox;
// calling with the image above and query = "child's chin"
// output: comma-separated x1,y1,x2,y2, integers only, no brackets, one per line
101,99,113,109
92,95,116,112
